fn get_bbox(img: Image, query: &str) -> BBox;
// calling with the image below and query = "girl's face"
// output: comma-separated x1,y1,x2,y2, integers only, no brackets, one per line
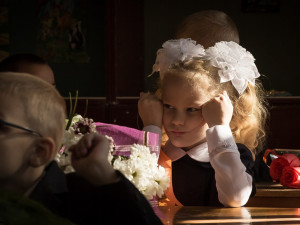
162,77,210,149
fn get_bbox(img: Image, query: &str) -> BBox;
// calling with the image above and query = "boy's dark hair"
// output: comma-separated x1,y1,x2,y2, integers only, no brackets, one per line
175,10,240,48
0,53,48,72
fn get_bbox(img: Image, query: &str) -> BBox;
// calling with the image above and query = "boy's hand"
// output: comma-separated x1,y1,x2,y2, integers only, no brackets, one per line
69,133,120,186
202,91,233,128
138,92,163,127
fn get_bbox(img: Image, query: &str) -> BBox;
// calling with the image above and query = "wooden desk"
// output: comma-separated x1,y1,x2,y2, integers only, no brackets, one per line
245,182,300,208
157,206,300,224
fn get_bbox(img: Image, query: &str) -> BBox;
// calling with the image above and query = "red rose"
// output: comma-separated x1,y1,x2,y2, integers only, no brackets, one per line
269,154,300,180
280,166,300,188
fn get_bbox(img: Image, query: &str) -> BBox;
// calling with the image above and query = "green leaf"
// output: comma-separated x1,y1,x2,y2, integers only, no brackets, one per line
65,90,79,131
83,99,88,118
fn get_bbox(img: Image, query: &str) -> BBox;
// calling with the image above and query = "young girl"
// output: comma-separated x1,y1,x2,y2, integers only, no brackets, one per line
138,39,267,207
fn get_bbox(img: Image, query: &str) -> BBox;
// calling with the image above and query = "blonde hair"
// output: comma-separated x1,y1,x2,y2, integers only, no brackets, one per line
156,59,268,156
175,10,240,48
0,72,66,152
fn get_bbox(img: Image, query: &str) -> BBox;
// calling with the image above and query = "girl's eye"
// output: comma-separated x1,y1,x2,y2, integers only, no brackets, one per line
187,107,200,112
163,104,174,109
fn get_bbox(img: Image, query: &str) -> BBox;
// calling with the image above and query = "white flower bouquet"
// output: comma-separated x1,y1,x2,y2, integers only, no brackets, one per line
108,143,170,200
56,114,170,200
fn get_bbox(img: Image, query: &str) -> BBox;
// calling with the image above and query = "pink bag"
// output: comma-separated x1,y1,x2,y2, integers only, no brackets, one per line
95,122,159,157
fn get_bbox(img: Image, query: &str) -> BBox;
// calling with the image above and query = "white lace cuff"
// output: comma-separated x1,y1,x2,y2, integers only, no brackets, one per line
206,125,238,156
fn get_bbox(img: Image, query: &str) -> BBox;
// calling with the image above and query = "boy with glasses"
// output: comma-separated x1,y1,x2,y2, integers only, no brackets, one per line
0,72,162,225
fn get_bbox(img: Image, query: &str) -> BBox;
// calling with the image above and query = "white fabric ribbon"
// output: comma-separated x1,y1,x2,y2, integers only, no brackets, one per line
151,38,205,78
151,39,260,95
205,41,260,94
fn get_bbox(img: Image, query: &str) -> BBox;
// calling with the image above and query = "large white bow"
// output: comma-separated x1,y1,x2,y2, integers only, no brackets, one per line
151,38,205,78
205,41,260,94
151,39,260,95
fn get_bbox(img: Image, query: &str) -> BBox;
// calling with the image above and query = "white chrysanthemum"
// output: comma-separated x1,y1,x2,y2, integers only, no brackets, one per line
110,144,170,200
62,127,83,149
56,114,98,174
152,38,205,78
153,165,170,197
69,114,83,124
205,41,260,94
64,165,75,173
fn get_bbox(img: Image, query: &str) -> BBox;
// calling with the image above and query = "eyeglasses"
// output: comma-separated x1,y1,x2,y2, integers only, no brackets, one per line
0,119,42,137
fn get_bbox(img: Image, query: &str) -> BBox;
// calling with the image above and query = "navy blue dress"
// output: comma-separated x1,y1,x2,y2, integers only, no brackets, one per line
171,143,256,206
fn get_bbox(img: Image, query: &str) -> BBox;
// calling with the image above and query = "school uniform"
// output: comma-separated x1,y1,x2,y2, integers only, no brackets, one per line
145,125,256,207
29,161,163,225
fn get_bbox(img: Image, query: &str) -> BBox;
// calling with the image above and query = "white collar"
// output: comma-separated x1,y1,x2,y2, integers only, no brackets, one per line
163,140,209,162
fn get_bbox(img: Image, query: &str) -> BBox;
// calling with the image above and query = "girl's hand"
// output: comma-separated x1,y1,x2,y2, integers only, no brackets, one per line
69,133,119,186
138,92,163,127
202,91,233,128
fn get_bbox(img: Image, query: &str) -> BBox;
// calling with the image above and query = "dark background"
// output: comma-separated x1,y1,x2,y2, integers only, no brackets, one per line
3,0,300,152
143,0,300,95
4,0,300,97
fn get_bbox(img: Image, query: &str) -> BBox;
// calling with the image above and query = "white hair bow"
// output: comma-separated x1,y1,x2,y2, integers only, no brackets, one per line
151,38,205,78
151,39,260,95
205,41,260,94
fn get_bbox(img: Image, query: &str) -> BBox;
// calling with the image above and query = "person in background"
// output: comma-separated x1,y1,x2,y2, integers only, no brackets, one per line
175,10,240,48
0,72,162,225
138,39,268,207
0,53,55,86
